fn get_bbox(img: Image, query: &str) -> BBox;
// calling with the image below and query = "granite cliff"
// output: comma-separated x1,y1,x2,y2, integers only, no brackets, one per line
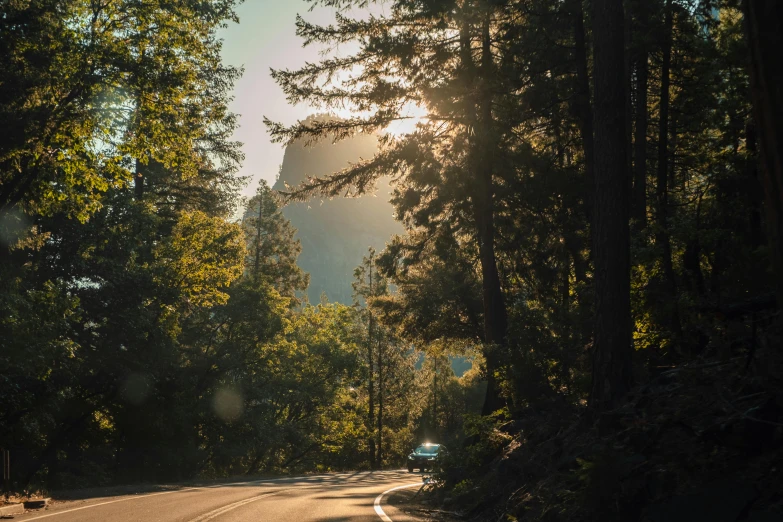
273,128,401,304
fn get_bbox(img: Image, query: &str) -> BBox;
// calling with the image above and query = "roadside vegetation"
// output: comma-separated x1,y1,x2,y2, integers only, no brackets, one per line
0,0,478,490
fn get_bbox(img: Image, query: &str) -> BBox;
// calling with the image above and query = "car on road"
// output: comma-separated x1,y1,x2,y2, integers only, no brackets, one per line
407,443,444,472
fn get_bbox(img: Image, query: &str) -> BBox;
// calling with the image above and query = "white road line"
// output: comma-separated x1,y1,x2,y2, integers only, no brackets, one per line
19,487,205,521
18,474,312,521
373,482,423,522
189,491,282,522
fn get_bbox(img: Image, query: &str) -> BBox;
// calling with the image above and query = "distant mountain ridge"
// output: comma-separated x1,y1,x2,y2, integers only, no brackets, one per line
273,123,402,304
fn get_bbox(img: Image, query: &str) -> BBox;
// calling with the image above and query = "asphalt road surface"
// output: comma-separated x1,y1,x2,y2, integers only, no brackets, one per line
11,471,425,522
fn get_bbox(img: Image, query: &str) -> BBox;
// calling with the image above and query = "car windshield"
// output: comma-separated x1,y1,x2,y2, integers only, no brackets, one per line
414,444,440,454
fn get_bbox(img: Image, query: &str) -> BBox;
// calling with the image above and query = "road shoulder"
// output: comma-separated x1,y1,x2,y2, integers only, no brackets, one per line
384,486,464,522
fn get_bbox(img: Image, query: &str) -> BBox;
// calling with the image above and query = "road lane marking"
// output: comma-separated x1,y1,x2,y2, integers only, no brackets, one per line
188,491,282,522
374,482,423,522
18,471,407,521
19,487,205,521
17,474,313,521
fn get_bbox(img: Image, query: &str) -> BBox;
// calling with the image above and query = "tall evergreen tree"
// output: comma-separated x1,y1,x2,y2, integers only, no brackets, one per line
589,0,633,409
353,248,386,468
742,0,783,307
268,0,536,414
242,179,309,300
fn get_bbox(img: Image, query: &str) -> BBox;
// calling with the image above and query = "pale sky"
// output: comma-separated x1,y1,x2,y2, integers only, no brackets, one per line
218,1,337,198
219,1,421,202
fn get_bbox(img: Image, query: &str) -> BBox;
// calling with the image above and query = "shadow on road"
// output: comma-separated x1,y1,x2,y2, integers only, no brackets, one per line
49,470,412,502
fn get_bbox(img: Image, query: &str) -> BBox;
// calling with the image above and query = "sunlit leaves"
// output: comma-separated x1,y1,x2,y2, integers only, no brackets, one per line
155,210,245,307
0,0,241,222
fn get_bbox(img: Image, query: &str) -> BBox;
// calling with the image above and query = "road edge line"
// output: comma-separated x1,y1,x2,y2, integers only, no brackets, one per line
374,482,424,522
19,475,311,521
19,487,205,521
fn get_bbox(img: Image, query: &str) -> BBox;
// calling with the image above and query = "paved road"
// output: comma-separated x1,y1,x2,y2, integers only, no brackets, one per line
12,471,424,522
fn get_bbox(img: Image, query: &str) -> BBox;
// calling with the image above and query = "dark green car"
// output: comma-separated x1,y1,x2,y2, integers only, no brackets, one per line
407,443,444,472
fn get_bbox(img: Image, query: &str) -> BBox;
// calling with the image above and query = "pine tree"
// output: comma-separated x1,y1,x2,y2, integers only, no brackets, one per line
353,248,386,468
589,0,633,410
742,0,783,307
242,180,309,300
268,0,530,415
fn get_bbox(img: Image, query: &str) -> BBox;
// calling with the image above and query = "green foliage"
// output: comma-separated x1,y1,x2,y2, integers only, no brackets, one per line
155,211,246,307
0,0,242,223
2,4,779,520
242,179,309,300
0,0,419,484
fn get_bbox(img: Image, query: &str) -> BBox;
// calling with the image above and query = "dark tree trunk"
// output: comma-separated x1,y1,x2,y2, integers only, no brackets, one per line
477,14,508,416
710,244,723,304
376,332,383,468
133,86,145,201
569,0,598,359
433,357,438,432
589,0,633,411
625,1,634,195
573,0,596,229
632,0,650,227
564,233,592,347
632,55,649,226
742,0,783,306
746,121,765,249
134,171,144,200
367,264,376,469
655,0,682,336
561,249,571,313
460,12,508,416
684,185,706,297
134,159,144,200
683,239,705,296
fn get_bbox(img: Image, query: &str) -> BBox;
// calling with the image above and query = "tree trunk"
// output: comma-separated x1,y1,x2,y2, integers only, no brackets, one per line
561,249,571,314
632,0,650,227
254,195,264,280
589,0,633,411
564,232,592,347
683,238,705,296
656,0,682,337
433,356,438,432
742,0,783,307
625,1,634,195
376,331,383,468
475,13,508,416
134,85,145,201
573,0,596,229
460,12,508,416
569,1,597,353
367,263,376,469
134,159,144,200
746,121,765,249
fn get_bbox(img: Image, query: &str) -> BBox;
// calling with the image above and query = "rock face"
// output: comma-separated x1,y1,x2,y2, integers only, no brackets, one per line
273,127,401,304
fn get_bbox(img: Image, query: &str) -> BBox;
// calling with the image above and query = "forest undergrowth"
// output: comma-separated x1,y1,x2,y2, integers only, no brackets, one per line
433,319,783,522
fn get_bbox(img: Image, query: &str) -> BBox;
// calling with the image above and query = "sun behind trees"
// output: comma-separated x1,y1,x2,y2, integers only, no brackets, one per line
269,0,783,519
1,0,782,519
0,0,434,489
